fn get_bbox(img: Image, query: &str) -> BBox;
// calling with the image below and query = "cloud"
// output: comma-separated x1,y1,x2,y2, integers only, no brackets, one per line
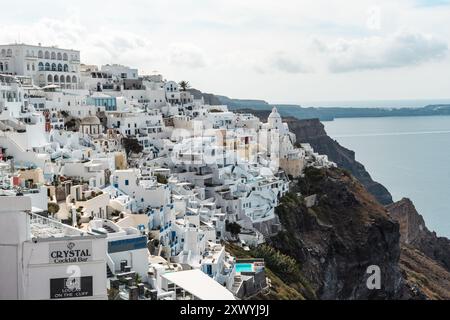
0,16,210,73
252,51,312,74
168,43,207,68
269,52,311,73
316,31,448,72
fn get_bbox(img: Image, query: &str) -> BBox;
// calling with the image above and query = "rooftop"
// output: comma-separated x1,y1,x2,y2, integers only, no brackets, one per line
161,269,235,300
29,212,104,241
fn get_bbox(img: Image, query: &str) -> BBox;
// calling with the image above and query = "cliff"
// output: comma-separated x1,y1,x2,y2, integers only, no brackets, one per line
268,167,405,299
400,245,450,300
387,198,450,273
235,109,393,205
188,89,223,106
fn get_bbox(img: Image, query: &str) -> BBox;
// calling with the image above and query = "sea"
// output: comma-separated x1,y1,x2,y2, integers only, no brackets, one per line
323,115,450,238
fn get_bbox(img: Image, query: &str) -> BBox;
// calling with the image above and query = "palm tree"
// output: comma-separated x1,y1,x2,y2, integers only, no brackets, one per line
179,80,190,91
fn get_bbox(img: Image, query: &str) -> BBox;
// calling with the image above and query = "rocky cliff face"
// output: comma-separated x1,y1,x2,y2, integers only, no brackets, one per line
387,198,450,273
268,167,405,299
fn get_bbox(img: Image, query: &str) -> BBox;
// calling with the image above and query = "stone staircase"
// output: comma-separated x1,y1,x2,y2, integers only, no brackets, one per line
106,264,114,278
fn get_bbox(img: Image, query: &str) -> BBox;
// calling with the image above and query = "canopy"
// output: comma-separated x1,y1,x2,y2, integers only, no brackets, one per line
161,269,235,300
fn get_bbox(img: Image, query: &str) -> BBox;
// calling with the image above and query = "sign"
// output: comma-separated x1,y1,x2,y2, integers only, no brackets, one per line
50,276,93,299
49,241,93,264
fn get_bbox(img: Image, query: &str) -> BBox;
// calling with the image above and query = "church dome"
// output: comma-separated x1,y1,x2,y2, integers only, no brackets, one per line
268,107,281,120
81,116,101,125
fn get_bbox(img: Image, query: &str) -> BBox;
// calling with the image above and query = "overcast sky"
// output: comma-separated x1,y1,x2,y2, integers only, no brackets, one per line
1,0,449,103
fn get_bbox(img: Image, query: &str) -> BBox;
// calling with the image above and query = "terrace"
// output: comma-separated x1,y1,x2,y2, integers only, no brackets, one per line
29,212,102,241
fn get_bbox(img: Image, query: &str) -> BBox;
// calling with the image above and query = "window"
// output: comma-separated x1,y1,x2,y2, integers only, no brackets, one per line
125,180,129,186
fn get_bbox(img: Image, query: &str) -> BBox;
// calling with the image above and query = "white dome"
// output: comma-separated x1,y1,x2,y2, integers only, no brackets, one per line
81,116,101,125
268,107,281,119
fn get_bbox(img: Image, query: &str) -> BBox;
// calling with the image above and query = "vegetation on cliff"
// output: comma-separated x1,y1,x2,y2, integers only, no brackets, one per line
226,243,315,300
268,167,404,299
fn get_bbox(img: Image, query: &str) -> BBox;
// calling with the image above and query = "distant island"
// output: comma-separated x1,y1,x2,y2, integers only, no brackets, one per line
188,89,450,121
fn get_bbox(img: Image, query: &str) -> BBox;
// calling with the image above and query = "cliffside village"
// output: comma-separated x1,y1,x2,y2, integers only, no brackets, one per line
0,43,335,300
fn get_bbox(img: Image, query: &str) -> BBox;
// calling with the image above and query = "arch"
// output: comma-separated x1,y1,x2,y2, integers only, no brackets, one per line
38,62,44,71
63,53,68,61
64,64,69,72
38,50,43,58
54,75,59,82
44,51,50,59
51,63,57,71
57,64,63,72
72,76,77,83
60,76,65,83
66,75,71,83
47,74,53,82
51,52,56,60
57,52,62,60
45,63,50,71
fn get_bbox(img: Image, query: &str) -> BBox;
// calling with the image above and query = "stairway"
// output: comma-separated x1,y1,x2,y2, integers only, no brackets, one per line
231,275,243,295
103,224,116,233
106,264,114,278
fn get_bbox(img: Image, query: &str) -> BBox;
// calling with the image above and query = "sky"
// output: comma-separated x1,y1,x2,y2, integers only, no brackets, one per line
1,0,450,104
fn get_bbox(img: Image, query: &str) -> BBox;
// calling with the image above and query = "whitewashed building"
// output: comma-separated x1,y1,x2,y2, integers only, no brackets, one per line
0,43,81,89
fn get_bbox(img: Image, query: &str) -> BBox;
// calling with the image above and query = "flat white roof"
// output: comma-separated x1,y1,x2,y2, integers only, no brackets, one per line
161,269,235,300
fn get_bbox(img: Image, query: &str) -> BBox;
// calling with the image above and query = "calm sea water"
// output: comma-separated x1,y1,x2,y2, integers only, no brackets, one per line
324,115,450,238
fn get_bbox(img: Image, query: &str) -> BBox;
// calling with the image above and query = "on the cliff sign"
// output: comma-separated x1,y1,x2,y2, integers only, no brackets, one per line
49,241,92,264
50,276,93,299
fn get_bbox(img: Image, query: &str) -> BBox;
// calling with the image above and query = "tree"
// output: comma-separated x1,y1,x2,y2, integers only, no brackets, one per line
226,220,242,238
155,174,168,184
179,80,190,91
122,137,143,155
47,202,60,216
134,273,142,286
